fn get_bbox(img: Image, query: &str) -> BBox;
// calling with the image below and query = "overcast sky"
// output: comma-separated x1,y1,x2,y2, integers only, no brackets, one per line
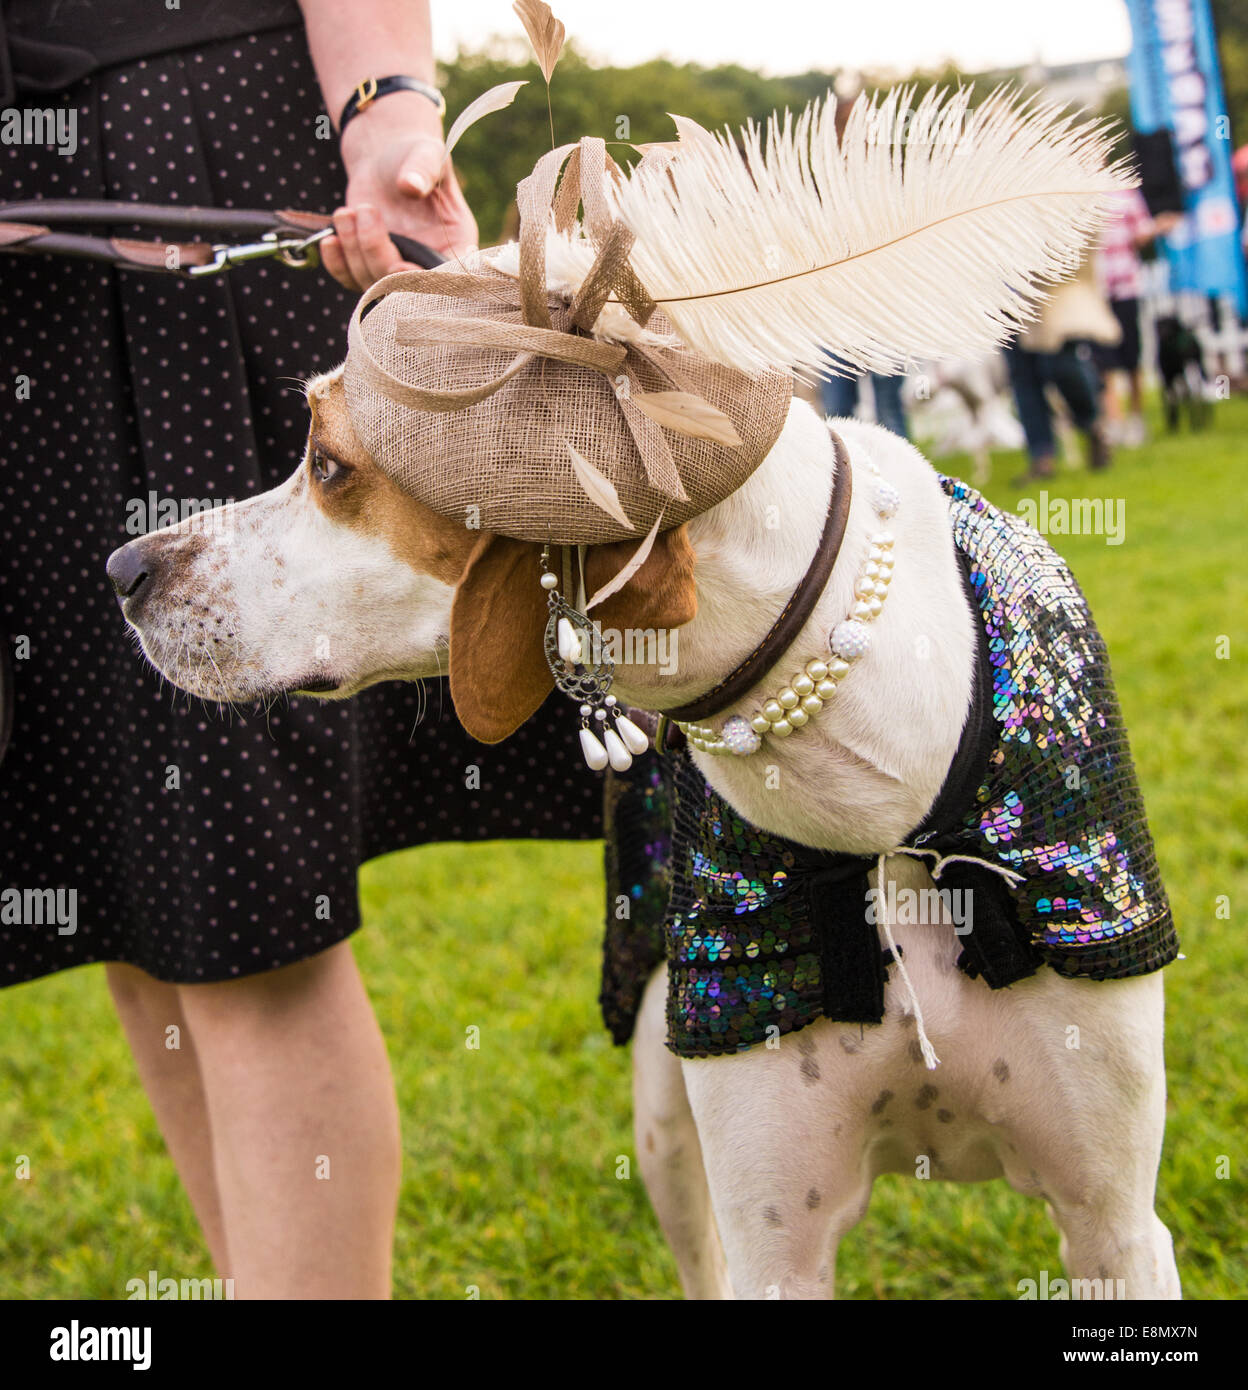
433,0,1133,76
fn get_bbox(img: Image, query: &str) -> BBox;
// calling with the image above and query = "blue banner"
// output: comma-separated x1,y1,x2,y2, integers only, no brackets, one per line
1125,0,1248,314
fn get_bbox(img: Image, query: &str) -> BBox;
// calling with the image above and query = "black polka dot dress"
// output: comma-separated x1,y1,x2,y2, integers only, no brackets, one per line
0,28,601,987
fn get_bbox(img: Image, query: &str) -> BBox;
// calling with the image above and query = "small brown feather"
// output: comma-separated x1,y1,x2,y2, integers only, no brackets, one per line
513,0,566,85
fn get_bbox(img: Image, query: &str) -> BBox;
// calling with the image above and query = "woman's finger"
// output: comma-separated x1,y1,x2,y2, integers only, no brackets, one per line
319,233,359,292
354,204,408,283
332,207,374,292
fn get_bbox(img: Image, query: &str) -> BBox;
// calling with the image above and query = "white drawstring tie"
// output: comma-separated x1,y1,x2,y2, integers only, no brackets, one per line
874,847,1026,1071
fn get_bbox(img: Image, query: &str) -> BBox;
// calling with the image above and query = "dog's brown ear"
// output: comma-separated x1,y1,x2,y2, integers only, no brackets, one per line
586,522,698,634
450,534,553,743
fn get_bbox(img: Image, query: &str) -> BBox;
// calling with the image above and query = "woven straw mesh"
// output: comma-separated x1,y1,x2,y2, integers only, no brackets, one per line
342,258,793,544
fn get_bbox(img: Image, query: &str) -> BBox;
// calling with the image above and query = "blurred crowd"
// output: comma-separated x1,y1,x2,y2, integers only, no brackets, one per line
825,177,1245,482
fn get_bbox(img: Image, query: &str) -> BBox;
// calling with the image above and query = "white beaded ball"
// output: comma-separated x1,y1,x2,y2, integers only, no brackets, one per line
830,619,871,660
720,715,762,757
874,481,901,518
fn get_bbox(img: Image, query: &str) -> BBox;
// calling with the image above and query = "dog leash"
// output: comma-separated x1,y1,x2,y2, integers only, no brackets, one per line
0,199,443,275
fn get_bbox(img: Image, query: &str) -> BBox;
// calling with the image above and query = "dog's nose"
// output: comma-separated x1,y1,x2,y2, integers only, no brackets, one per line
106,541,159,599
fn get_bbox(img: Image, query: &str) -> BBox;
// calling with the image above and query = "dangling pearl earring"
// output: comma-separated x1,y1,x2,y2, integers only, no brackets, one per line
539,546,649,773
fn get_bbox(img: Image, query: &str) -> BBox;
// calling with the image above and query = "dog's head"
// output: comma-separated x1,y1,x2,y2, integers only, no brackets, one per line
1154,315,1181,342
106,368,696,741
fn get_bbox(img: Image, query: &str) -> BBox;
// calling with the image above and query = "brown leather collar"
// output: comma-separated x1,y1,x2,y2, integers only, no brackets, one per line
662,427,853,727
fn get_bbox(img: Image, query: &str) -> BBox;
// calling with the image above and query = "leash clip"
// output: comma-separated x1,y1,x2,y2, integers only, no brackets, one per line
186,226,332,277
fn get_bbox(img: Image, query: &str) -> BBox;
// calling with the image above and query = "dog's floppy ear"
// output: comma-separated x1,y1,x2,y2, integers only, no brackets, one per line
450,534,553,743
585,522,698,634
450,525,696,743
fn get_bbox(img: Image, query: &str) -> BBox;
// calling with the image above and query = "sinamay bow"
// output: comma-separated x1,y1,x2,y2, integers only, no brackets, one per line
343,136,794,542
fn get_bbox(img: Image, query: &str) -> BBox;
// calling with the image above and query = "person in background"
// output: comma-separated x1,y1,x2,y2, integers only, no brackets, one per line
820,370,910,439
816,69,911,441
1095,187,1181,446
1005,252,1119,482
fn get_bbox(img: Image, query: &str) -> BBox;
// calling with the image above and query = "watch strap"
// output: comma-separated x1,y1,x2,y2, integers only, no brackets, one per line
339,76,446,134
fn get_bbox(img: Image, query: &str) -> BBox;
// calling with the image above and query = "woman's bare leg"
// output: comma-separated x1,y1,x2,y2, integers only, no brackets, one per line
175,939,401,1299
105,962,231,1274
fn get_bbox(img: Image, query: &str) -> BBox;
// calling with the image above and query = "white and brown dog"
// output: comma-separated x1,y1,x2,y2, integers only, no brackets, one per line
106,238,1179,1302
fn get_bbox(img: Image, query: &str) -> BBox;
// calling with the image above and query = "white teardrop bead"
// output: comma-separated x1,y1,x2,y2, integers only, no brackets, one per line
603,727,633,771
557,617,583,665
614,715,650,755
579,727,609,771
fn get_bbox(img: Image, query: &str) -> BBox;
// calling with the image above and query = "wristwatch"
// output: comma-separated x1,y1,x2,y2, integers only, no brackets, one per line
338,76,446,135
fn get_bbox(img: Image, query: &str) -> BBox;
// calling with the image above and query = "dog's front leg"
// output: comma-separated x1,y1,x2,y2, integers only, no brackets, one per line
679,1025,874,1300
633,967,734,1299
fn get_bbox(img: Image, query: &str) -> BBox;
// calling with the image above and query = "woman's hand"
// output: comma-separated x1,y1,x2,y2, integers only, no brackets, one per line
321,90,478,292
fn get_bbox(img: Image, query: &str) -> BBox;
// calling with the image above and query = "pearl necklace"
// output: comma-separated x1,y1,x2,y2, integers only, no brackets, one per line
677,460,901,758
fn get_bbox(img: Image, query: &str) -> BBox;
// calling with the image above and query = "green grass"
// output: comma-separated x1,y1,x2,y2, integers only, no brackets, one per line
2,398,1245,1299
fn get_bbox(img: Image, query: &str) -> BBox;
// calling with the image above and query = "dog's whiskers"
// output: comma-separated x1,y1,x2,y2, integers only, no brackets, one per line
406,640,449,739
408,677,431,741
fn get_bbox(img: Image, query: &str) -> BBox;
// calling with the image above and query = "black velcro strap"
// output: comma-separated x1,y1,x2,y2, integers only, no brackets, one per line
811,862,886,1024
937,862,1040,988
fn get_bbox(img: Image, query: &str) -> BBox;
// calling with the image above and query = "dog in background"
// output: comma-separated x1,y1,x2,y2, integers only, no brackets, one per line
905,354,1025,484
1155,314,1211,432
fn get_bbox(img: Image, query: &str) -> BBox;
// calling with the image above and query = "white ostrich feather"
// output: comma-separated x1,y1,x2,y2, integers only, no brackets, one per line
611,86,1137,379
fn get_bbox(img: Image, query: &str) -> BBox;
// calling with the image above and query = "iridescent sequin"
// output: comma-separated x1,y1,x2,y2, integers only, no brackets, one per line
600,475,1178,1058
940,476,1176,978
663,753,823,1053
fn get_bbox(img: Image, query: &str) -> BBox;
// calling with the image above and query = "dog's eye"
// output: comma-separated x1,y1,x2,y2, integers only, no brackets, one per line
310,448,341,484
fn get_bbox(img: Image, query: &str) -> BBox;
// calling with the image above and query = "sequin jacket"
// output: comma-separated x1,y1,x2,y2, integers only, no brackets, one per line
602,477,1178,1059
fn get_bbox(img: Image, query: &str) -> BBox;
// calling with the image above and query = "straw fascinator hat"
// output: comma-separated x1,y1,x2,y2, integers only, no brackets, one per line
343,136,794,547
341,2,1135,769
342,137,792,765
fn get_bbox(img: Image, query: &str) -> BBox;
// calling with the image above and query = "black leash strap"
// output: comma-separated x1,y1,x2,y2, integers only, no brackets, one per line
0,199,443,275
